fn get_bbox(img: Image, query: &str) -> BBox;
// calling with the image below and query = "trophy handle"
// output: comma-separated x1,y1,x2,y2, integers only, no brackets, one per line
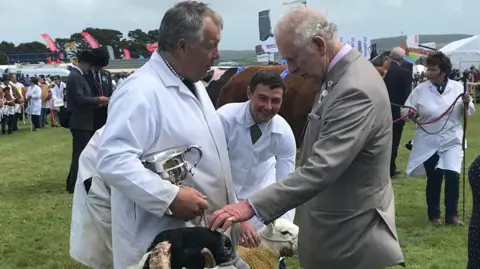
186,145,203,167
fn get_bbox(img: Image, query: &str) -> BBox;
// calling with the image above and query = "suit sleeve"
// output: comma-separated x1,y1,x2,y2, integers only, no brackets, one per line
67,75,101,106
249,88,376,224
402,69,413,103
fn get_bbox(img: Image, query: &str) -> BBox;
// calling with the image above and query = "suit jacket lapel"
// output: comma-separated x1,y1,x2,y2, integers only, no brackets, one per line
314,49,362,111
195,82,240,246
195,83,236,203
324,49,361,87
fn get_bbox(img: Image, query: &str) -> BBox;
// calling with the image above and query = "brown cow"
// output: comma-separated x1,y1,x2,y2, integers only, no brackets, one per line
216,62,388,147
216,65,319,147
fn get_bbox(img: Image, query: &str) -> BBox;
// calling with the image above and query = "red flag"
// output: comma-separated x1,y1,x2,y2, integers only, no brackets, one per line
146,42,158,52
123,49,131,59
40,33,59,51
81,32,100,48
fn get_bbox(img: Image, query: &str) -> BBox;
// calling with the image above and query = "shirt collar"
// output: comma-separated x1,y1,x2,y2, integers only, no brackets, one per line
73,66,83,75
245,100,271,133
328,43,352,72
159,52,184,80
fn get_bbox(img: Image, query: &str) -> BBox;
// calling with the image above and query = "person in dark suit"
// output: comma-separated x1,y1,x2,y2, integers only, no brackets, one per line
65,50,109,193
83,47,113,132
384,47,413,178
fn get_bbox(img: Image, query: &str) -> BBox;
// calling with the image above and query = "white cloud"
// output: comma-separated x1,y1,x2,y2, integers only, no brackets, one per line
0,0,478,50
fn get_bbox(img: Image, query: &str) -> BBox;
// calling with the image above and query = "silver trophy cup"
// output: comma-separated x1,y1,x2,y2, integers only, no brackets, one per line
142,145,203,216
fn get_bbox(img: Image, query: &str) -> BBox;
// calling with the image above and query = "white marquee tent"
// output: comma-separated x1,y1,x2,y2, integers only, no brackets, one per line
440,35,480,70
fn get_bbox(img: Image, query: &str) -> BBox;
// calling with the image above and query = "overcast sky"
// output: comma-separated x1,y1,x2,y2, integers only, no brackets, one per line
2,0,478,50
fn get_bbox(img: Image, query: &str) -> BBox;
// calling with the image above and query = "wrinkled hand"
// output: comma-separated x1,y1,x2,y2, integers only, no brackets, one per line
169,187,209,221
239,221,261,248
208,200,255,232
463,94,472,103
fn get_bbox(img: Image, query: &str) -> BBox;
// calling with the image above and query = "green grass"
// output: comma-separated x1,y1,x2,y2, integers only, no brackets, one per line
0,109,477,269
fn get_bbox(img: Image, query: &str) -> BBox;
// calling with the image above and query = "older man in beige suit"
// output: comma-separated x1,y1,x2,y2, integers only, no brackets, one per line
209,7,405,269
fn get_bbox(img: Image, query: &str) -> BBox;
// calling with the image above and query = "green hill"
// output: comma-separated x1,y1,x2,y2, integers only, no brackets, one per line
216,34,474,65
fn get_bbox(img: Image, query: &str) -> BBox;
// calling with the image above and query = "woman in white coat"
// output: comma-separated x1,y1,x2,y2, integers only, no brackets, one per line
95,2,243,268
25,77,42,130
401,52,475,226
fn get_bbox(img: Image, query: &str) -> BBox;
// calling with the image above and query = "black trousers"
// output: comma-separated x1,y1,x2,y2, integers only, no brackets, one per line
390,120,405,175
423,153,460,220
31,115,41,129
1,114,14,134
13,112,20,131
66,129,94,193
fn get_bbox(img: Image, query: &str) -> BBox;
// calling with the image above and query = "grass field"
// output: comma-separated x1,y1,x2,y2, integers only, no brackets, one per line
0,109,477,269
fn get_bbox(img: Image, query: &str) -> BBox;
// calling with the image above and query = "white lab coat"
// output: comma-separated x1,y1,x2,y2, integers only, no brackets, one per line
96,51,240,269
401,80,475,176
217,101,297,231
26,85,42,116
70,127,113,269
52,82,66,110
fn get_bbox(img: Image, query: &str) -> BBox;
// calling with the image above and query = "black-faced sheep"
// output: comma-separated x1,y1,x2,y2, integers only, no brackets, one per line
129,219,299,269
127,227,234,269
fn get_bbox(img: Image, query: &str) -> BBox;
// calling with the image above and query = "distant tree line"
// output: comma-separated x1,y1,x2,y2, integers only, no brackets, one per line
0,27,160,64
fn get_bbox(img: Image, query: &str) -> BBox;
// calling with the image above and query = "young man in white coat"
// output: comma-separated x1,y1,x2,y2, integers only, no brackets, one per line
95,2,242,268
216,70,296,269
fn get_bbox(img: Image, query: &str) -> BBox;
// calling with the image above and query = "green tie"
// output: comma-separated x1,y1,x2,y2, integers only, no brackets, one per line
250,124,262,144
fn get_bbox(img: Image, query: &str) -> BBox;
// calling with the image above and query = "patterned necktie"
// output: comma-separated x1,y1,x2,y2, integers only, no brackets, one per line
250,124,262,144
93,72,102,96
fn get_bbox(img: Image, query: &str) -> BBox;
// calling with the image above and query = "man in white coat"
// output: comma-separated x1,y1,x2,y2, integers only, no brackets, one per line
217,70,296,269
70,127,113,269
96,2,240,268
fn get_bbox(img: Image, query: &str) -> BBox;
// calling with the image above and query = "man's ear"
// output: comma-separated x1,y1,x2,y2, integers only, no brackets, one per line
247,86,252,100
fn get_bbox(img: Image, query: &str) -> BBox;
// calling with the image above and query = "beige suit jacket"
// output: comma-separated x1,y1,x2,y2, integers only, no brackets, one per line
249,50,405,269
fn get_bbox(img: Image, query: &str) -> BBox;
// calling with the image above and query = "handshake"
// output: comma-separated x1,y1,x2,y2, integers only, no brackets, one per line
169,187,209,221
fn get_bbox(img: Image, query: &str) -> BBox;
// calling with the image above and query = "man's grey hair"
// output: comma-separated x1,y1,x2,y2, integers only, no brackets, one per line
390,47,405,60
158,1,223,53
274,7,338,48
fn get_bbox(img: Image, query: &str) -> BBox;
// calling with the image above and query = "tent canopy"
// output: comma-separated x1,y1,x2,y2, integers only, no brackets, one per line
439,35,480,70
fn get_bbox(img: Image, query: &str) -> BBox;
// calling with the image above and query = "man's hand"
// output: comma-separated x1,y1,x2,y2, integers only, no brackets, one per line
463,93,472,103
98,96,109,105
169,187,209,221
239,221,261,248
208,200,255,232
